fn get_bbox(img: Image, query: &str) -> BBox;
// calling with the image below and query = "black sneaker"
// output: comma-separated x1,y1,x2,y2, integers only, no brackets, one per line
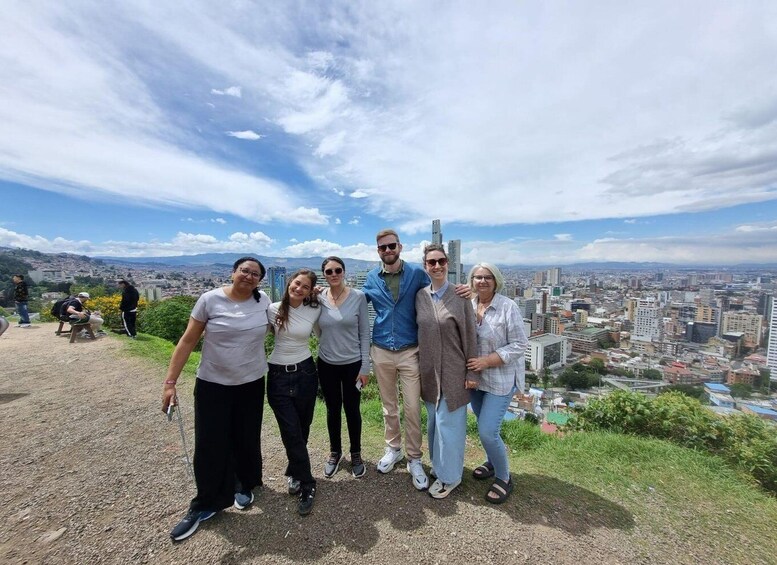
351,452,366,478
287,476,301,495
298,486,316,516
169,509,216,541
323,451,343,478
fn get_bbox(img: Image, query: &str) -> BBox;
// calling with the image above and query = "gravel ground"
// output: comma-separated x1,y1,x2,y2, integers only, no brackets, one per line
0,323,703,564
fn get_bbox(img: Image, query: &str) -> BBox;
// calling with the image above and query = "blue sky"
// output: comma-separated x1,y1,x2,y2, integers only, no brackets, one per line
2,1,777,265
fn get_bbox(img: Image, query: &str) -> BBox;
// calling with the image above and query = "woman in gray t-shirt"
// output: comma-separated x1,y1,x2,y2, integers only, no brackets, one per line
163,257,270,541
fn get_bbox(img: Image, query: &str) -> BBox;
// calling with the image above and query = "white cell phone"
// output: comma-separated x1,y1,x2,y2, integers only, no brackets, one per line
355,380,363,391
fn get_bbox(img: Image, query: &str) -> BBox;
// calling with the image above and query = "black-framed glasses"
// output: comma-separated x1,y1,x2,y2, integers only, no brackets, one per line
472,274,494,281
238,267,262,278
377,242,398,252
324,267,344,276
425,258,448,267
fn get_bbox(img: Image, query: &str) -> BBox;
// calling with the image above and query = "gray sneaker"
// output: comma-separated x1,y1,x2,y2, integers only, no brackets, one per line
351,452,366,478
323,451,344,478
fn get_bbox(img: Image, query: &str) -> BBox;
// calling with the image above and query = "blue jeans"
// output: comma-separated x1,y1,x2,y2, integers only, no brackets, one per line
425,395,467,484
16,302,30,324
470,386,515,482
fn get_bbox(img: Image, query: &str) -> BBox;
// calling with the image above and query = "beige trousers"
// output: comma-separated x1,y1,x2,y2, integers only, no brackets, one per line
370,345,423,460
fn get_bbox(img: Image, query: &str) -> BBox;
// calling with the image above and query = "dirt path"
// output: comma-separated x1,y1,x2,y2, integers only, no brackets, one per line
0,323,651,564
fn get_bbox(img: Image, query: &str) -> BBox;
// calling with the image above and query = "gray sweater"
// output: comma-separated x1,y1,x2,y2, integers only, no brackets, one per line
318,288,371,374
415,285,479,411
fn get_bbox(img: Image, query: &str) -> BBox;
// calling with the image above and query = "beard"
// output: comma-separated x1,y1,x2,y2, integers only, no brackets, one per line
382,253,400,266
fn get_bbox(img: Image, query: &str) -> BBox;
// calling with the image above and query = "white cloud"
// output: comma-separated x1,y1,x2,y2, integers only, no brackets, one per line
349,190,369,199
211,86,242,97
334,217,342,224
554,234,573,241
212,217,227,224
331,188,345,196
624,219,637,224
225,130,264,140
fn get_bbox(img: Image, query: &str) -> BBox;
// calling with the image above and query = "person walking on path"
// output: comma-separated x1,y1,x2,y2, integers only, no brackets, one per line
12,274,31,328
317,256,370,479
118,279,140,338
267,269,322,516
161,257,270,541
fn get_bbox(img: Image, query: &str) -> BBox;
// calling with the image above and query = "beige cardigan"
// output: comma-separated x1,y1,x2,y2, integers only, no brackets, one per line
415,285,479,411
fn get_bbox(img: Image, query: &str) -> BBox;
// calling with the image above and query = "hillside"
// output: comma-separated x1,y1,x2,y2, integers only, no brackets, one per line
1,324,776,564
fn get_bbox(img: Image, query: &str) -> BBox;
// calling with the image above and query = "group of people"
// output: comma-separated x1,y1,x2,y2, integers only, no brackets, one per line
1,275,139,339
161,228,528,542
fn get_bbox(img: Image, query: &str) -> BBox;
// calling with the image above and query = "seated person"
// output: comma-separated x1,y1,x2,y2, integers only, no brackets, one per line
0,316,9,337
64,293,105,335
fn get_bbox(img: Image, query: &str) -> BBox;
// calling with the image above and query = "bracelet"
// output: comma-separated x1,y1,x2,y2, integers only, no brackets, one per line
164,380,177,385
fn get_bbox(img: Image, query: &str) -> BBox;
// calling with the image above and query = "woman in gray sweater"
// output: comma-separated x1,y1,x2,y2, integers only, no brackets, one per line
317,256,371,479
416,244,479,499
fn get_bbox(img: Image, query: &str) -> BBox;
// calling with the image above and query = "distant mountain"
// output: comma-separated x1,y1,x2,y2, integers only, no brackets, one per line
96,252,380,273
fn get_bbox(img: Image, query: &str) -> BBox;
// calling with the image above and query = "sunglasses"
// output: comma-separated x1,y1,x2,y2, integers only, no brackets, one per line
238,267,262,278
472,274,494,281
425,258,448,267
324,267,344,276
377,242,398,252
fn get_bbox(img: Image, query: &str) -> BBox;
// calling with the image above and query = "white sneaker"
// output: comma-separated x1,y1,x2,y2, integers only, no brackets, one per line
407,458,429,490
376,447,404,474
428,478,461,499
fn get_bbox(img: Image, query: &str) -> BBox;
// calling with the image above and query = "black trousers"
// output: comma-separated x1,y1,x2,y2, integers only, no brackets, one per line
121,311,137,337
267,357,318,489
190,377,264,512
317,358,362,454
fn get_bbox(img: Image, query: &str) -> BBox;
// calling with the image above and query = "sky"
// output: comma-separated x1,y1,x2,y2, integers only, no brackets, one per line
2,1,777,266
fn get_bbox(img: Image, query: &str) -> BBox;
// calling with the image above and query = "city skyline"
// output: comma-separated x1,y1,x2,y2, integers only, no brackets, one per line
3,3,777,265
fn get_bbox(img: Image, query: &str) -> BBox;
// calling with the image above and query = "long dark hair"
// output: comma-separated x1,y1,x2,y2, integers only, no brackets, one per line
232,256,266,302
274,269,319,331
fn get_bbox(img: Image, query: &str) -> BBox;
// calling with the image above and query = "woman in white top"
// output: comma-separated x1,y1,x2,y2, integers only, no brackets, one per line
317,256,371,479
465,262,529,505
162,257,270,541
267,269,321,516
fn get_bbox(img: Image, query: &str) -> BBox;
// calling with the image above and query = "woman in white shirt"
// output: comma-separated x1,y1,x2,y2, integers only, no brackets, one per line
465,263,529,505
162,257,270,541
267,269,322,516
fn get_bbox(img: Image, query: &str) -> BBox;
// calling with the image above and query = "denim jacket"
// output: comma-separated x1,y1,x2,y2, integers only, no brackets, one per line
363,261,429,350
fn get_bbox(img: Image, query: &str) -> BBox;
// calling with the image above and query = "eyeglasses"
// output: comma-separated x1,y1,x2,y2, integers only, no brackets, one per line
377,242,398,252
472,275,494,282
238,267,262,278
324,267,344,276
425,258,448,267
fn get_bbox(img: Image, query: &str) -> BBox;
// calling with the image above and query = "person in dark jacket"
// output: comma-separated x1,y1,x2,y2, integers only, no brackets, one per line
12,274,31,328
118,280,140,338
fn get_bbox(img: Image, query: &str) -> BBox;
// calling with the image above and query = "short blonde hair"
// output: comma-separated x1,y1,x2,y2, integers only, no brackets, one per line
375,229,399,243
468,263,504,294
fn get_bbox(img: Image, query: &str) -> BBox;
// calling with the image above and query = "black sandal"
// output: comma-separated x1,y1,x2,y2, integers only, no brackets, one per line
472,462,494,480
485,477,513,504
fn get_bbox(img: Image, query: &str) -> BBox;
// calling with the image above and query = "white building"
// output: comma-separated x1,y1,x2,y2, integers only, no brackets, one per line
767,306,777,376
525,333,570,371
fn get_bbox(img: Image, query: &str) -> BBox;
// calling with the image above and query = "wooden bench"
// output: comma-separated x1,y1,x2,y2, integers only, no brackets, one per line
55,320,95,342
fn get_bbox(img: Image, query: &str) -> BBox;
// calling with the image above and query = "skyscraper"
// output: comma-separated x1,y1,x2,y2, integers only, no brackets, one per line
547,267,561,286
432,219,443,245
268,266,287,302
447,239,462,284
767,305,777,376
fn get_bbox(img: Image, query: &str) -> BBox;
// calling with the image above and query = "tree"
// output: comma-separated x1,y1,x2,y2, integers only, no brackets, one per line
661,384,703,400
642,368,663,381
729,383,753,399
558,363,598,390
541,367,552,390
589,358,606,375
139,296,199,345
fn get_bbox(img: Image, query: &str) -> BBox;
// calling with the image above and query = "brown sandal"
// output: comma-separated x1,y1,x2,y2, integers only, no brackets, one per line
472,462,494,480
485,477,513,504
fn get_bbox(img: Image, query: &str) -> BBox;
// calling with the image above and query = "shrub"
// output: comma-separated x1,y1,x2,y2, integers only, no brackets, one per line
568,390,777,494
139,296,198,345
86,295,148,329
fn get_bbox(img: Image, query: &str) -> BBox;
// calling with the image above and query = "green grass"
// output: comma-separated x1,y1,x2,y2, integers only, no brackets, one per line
122,335,777,562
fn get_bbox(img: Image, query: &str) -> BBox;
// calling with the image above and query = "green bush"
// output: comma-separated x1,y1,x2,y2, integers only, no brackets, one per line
139,296,198,345
568,390,777,494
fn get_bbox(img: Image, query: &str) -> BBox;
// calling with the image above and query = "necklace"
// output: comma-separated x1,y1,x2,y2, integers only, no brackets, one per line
330,286,346,303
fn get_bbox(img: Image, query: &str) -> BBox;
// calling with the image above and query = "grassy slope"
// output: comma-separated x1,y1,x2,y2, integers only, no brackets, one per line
124,334,777,564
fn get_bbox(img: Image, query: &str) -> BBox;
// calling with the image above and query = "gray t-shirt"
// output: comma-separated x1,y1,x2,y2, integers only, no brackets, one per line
318,289,371,374
191,287,270,386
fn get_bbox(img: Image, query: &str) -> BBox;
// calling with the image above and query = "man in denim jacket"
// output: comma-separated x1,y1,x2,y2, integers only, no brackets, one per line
362,229,431,490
